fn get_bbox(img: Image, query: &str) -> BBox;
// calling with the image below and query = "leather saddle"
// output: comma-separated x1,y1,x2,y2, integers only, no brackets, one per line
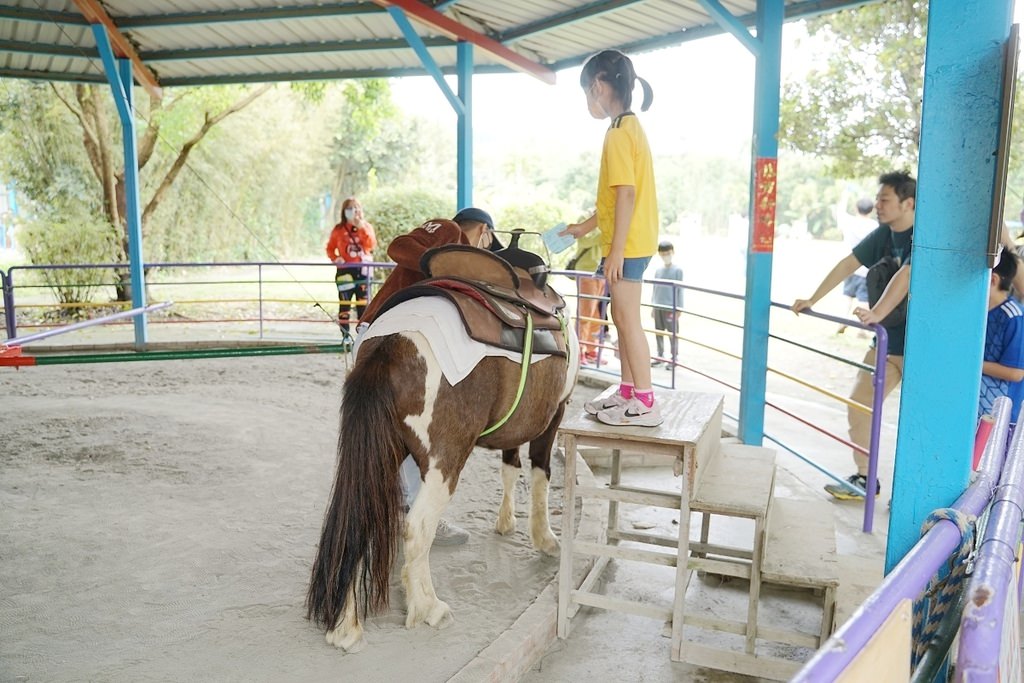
376,244,568,357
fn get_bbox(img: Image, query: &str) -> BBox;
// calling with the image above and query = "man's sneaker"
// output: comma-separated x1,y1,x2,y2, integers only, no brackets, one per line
584,390,629,416
597,397,664,428
824,473,881,500
433,518,469,546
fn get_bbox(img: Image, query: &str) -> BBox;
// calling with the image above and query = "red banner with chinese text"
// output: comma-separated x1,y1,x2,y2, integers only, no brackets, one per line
752,157,777,253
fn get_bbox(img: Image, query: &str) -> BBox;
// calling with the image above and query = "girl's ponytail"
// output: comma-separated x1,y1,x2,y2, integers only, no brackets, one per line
636,76,654,112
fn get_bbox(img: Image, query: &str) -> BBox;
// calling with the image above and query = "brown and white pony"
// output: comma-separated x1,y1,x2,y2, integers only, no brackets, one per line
306,314,577,651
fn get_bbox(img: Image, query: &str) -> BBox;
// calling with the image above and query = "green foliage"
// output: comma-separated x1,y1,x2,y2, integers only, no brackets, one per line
144,86,332,261
1002,79,1024,224
495,199,576,267
496,200,568,234
780,0,926,177
555,153,599,212
657,154,748,233
328,80,427,201
290,81,329,104
0,82,99,214
776,153,851,239
360,188,454,257
19,206,120,308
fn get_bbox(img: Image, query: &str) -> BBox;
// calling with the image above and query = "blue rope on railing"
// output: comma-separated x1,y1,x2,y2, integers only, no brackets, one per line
911,507,976,668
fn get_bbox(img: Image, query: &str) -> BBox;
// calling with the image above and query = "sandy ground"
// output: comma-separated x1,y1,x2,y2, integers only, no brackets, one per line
0,354,569,682
1,237,907,682
1,352,883,683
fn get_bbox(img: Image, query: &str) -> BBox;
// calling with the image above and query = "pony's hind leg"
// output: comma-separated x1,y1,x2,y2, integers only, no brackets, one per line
325,581,366,652
495,448,521,536
402,466,455,630
527,403,566,556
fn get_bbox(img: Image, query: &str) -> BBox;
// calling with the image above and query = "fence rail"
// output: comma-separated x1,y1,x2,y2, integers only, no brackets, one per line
795,397,1021,682
3,260,892,531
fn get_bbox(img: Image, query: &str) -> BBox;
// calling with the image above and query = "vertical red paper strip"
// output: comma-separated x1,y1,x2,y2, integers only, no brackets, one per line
752,157,777,253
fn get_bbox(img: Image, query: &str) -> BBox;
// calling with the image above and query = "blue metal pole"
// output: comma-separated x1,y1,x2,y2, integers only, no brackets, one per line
118,58,147,347
386,7,465,115
91,26,148,347
695,0,760,56
737,0,782,445
386,7,470,209
886,0,1013,571
1,268,13,339
456,40,473,210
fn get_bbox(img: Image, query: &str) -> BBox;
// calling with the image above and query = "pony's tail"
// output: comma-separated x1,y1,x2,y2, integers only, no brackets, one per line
306,338,406,630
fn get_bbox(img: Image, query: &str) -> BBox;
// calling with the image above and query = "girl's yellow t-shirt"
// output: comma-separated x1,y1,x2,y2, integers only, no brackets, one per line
595,112,659,258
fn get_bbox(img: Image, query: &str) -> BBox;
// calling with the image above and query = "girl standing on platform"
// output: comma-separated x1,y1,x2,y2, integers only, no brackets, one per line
562,49,662,427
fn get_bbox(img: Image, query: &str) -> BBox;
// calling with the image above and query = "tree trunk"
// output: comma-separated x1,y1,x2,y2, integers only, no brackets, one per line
76,84,272,301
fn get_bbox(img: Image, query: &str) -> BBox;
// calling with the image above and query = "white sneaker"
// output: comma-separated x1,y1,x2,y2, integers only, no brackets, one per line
433,518,469,546
585,391,629,415
597,397,664,428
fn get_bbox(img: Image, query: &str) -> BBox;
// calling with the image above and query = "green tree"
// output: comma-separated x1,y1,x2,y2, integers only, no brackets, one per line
18,208,121,314
780,0,926,177
361,188,454,255
0,80,272,300
144,86,333,261
328,80,427,208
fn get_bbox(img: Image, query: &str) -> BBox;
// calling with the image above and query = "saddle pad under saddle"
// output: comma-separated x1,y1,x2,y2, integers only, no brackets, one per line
356,297,555,387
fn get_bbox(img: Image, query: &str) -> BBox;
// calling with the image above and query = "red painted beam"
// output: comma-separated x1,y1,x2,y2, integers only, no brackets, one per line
372,0,556,85
0,346,35,367
71,0,162,98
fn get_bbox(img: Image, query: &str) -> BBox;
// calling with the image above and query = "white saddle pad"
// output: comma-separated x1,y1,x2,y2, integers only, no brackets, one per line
355,297,556,387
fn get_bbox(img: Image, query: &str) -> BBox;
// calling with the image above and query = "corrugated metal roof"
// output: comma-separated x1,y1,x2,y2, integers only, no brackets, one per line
0,0,877,87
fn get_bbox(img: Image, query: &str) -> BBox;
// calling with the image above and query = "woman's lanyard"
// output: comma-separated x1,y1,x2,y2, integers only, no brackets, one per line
345,224,364,259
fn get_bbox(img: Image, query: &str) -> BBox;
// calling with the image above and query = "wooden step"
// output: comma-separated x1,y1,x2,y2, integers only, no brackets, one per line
690,444,776,519
761,498,839,589
833,553,884,629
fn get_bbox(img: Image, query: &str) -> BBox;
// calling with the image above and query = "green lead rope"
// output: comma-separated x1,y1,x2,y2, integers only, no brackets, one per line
480,314,534,437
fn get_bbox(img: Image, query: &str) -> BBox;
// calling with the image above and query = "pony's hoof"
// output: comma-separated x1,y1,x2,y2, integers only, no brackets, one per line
495,515,516,536
326,627,366,653
405,598,453,629
426,600,454,629
534,534,560,557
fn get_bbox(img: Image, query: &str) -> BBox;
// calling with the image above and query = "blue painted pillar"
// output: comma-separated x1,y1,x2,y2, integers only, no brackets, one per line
738,0,782,445
92,26,147,347
886,1,1013,571
456,41,473,210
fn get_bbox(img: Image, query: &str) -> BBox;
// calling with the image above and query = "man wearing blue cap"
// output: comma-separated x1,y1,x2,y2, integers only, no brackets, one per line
453,206,504,252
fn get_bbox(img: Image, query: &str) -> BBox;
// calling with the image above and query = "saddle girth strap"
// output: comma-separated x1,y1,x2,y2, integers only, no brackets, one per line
479,314,533,437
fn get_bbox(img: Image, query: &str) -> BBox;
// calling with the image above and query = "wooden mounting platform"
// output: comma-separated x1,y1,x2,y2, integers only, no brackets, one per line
556,388,724,663
556,389,842,681
834,553,884,631
761,497,839,646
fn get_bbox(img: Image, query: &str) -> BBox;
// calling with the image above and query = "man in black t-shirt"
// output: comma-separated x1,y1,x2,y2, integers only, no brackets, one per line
792,171,916,500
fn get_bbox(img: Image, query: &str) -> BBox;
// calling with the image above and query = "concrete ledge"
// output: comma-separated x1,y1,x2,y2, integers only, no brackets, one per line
448,451,608,683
